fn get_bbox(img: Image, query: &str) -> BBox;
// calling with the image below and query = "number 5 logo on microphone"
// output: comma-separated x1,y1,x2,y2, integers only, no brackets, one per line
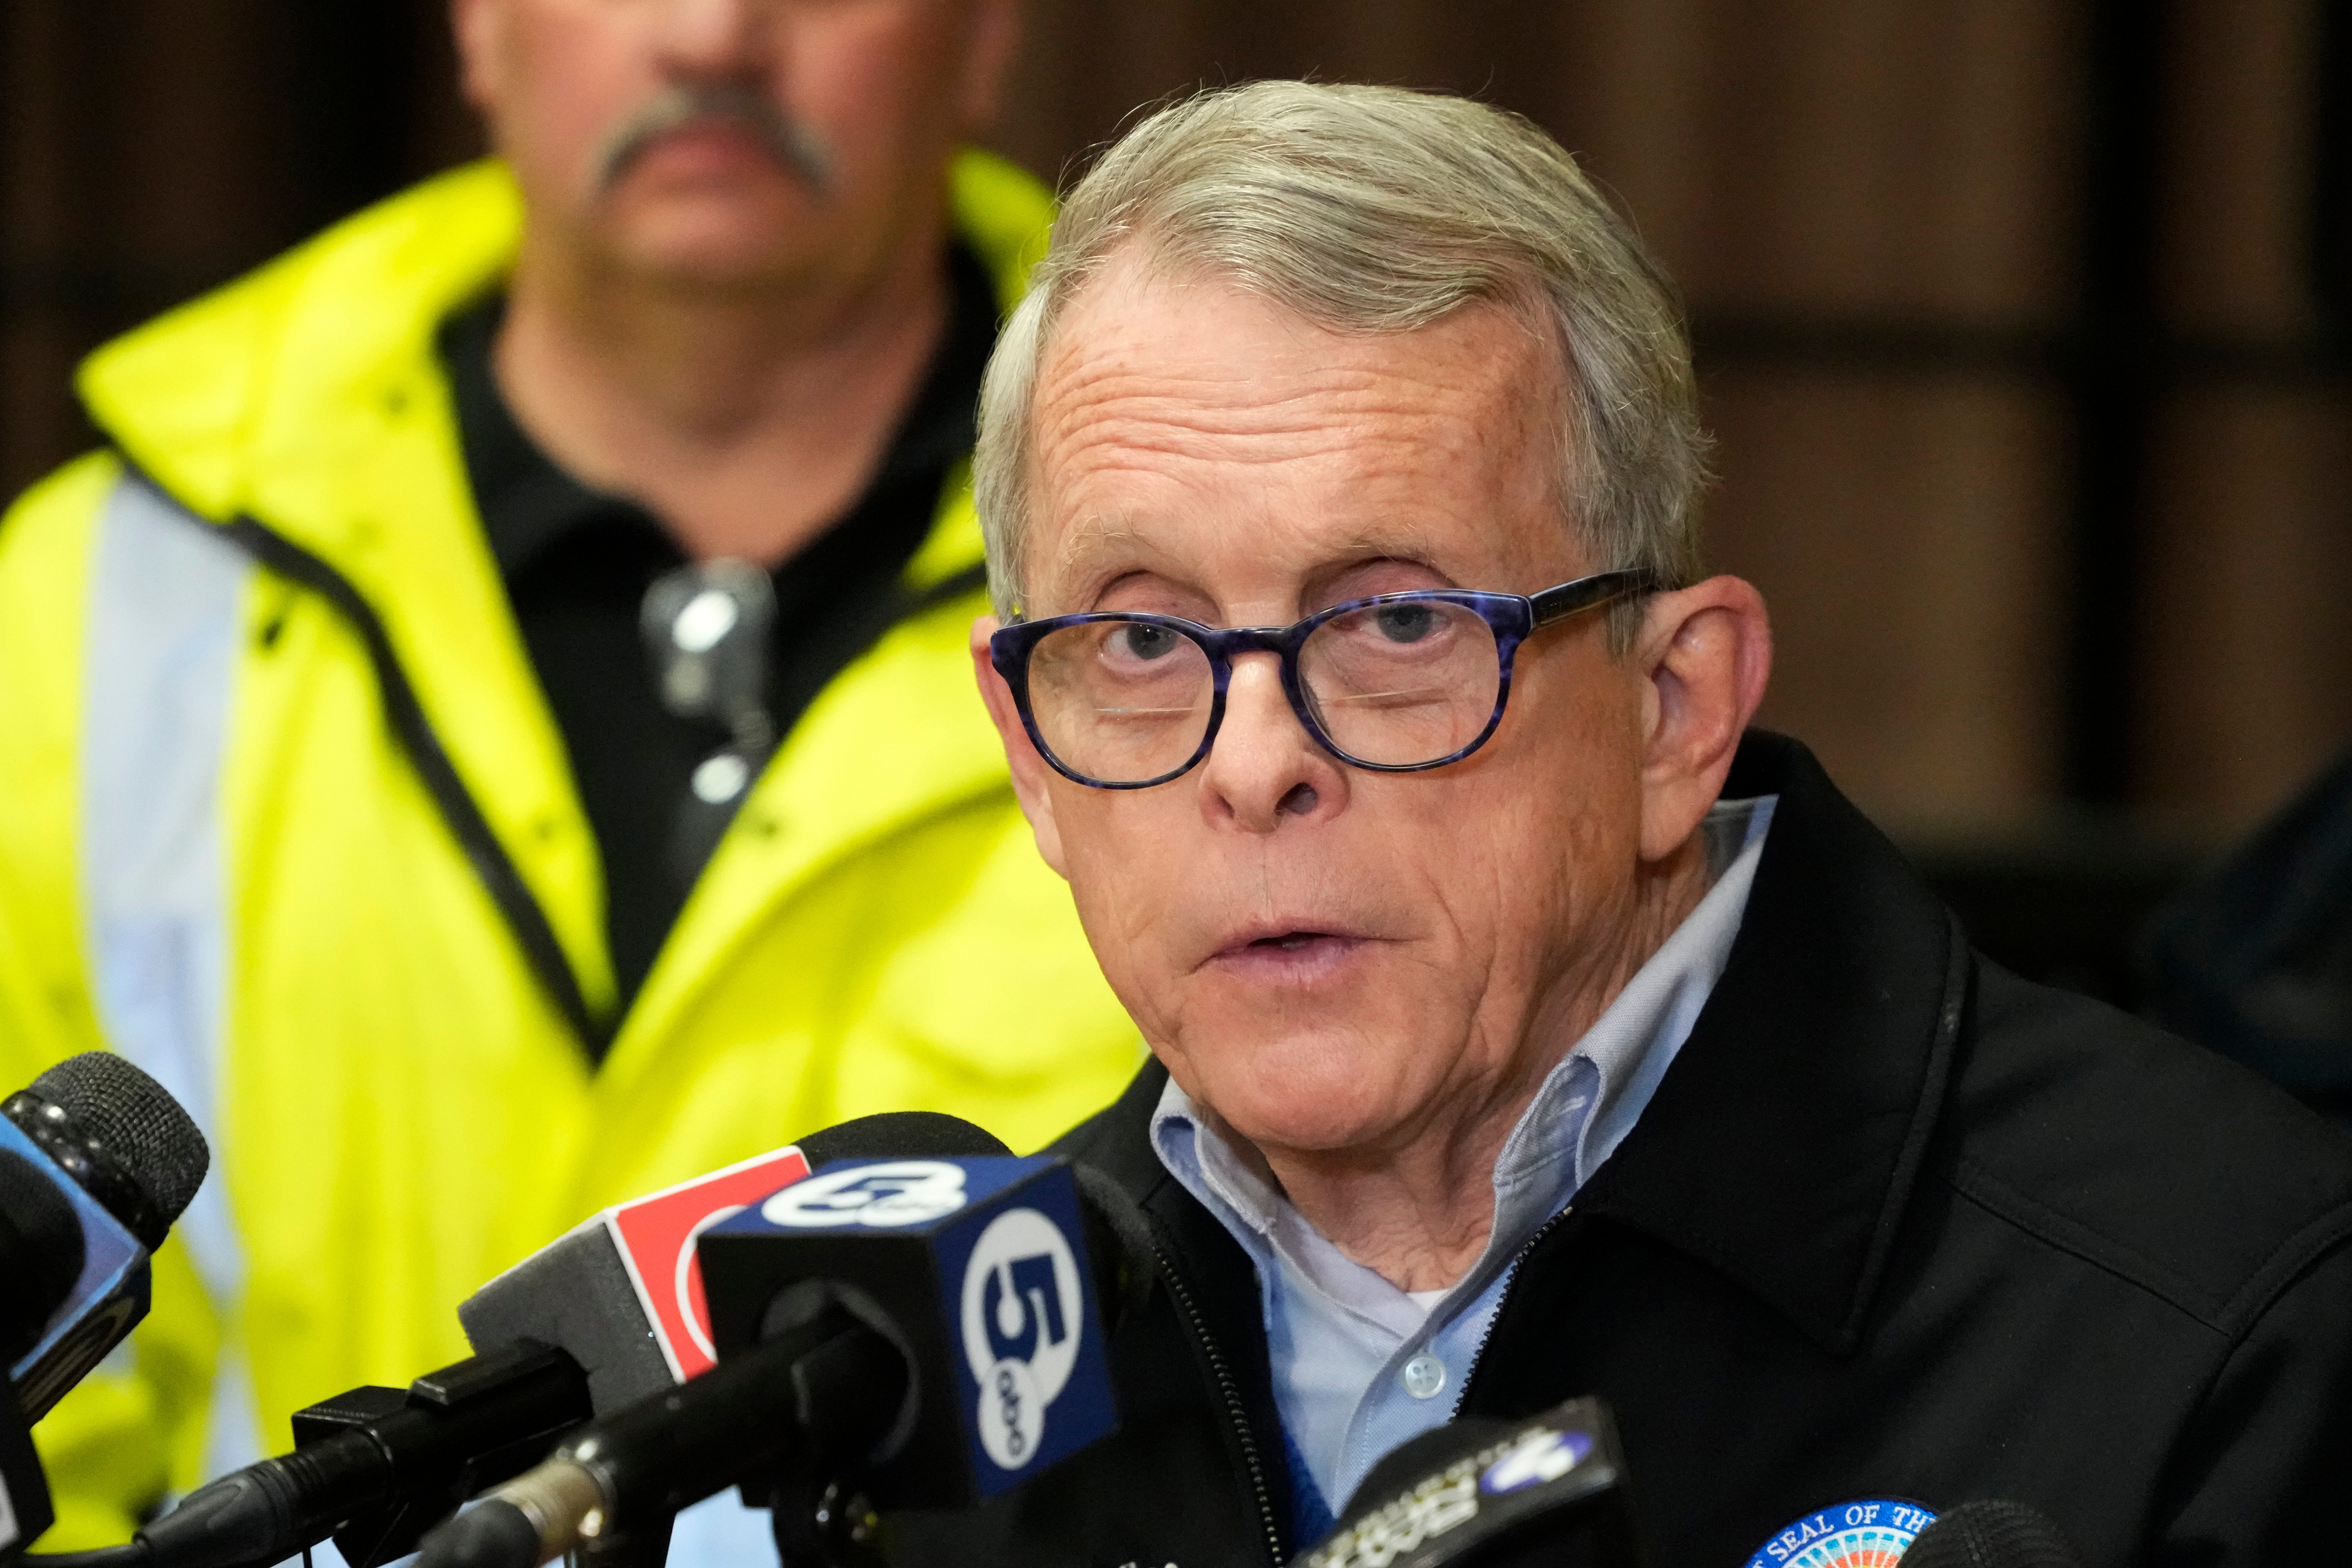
957,1209,1084,1471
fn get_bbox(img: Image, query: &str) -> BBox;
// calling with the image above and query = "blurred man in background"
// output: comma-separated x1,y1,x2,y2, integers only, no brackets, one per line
0,0,1138,1551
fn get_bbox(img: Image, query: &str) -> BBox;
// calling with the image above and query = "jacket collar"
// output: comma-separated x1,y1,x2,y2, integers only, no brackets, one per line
1059,1060,1303,1550
1556,731,1966,1352
1068,731,1967,1359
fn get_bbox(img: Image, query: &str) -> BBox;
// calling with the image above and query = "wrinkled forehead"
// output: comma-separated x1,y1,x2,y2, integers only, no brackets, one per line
1022,253,1577,611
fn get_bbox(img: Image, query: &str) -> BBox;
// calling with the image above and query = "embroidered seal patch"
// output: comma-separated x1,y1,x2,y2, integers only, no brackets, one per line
1744,1498,1938,1567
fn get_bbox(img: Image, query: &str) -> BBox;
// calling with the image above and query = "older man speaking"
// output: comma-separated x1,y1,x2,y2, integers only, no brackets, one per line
910,83,2352,1568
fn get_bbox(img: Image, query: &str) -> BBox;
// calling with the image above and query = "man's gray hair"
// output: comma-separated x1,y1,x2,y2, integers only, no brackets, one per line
974,80,1710,625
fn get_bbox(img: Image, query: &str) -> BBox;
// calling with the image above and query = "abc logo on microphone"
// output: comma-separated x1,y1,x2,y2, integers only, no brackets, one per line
959,1207,1086,1469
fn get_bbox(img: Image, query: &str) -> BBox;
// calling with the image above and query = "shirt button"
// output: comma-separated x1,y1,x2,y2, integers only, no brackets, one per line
1401,1353,1446,1400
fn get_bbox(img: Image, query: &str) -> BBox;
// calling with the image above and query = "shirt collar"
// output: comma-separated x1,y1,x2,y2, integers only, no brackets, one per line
1151,792,1777,1313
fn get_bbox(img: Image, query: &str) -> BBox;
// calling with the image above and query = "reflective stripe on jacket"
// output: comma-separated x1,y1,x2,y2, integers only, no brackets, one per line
0,154,1139,1546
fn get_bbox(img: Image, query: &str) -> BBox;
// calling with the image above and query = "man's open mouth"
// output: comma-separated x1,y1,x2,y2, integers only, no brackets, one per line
1202,927,1370,975
1252,932,1330,951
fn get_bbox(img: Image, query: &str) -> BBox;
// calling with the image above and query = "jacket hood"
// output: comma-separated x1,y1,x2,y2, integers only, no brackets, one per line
78,160,523,525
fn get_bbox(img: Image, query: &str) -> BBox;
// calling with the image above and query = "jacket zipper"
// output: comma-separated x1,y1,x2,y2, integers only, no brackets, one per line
1452,1204,1574,1418
1142,1230,1286,1567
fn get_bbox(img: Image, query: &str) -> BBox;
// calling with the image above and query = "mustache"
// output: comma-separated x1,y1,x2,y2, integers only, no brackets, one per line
593,82,834,194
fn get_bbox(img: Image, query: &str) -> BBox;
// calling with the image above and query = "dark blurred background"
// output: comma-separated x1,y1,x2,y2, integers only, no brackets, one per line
5,0,2348,1010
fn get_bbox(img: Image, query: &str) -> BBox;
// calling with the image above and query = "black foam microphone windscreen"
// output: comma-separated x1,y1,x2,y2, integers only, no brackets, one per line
4,1052,210,1420
1899,1501,2083,1568
29,1053,209,1239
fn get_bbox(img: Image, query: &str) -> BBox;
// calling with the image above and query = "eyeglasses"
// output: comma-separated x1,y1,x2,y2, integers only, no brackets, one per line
989,569,1659,790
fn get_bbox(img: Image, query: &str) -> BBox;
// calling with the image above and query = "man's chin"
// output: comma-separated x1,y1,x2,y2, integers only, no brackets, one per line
583,178,824,280
1171,1027,1440,1158
601,216,820,292
1219,1093,1426,1162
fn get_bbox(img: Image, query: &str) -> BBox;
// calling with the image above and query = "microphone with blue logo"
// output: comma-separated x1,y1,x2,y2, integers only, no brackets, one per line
3,1053,209,1567
4,1054,209,1425
1295,1398,1642,1568
413,1115,1124,1568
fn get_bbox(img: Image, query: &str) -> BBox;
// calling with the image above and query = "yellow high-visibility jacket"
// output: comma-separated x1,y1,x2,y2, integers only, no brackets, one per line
0,154,1138,1546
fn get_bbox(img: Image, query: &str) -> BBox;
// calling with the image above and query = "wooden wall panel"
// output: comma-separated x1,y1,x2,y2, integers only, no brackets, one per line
1000,3,2084,323
2162,0,2317,336
1707,369,2068,831
2,0,110,490
4,0,2345,843
1542,0,2082,326
2140,0,2352,829
0,0,475,494
2140,389,2352,831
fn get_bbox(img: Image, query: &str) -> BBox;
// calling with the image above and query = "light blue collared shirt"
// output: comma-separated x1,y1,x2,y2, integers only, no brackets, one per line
1150,793,1776,1521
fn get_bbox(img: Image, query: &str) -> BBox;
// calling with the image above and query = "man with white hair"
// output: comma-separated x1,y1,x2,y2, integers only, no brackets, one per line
908,81,2352,1567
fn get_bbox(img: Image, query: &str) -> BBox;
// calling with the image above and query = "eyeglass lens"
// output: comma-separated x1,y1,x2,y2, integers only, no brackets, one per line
1024,600,1504,784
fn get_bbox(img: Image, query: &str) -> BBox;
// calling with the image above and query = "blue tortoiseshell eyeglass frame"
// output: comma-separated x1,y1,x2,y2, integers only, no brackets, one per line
989,568,1661,790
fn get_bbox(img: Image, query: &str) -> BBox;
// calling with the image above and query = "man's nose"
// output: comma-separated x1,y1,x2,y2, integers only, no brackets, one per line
1197,652,1344,832
651,0,766,74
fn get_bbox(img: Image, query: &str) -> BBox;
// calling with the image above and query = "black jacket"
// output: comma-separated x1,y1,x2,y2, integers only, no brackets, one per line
890,733,2352,1568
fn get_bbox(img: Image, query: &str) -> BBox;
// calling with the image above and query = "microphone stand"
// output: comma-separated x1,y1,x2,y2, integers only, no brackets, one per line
2,1381,57,1567
754,1301,908,1568
762,1472,884,1568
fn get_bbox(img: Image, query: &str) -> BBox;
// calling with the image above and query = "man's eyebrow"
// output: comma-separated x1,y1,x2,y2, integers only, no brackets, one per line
1329,526,1439,558
1040,511,1165,608
1056,510,1143,559
1311,526,1456,578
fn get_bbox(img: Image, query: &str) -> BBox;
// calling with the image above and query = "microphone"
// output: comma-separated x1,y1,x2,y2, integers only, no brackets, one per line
1296,1398,1641,1568
427,1299,895,1568
457,1138,819,1415
454,1113,1009,1418
99,1340,593,1568
4,1053,210,1421
1900,1501,2082,1568
418,1116,1124,1568
697,1141,1121,1507
99,1124,873,1568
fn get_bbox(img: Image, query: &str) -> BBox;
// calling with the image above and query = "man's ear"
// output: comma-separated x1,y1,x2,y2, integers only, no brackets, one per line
972,615,1070,879
449,0,505,111
1633,575,1773,863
